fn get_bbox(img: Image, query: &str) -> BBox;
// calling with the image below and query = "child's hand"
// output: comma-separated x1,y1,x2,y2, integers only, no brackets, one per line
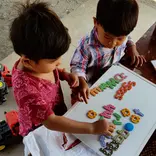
60,69,79,88
78,77,90,104
126,46,146,67
67,73,79,88
92,119,116,135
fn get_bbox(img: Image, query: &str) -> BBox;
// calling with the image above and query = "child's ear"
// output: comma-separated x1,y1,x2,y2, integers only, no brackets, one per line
93,17,98,27
21,56,34,70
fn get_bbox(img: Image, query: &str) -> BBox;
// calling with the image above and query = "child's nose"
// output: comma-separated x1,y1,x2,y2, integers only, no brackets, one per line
112,40,117,47
108,40,116,48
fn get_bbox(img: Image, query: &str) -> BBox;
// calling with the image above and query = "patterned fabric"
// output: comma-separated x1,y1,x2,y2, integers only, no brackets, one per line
12,61,65,136
140,141,156,156
140,131,156,156
70,28,134,86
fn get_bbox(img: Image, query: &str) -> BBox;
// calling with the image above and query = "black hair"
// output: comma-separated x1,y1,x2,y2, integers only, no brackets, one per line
96,0,139,36
10,1,71,62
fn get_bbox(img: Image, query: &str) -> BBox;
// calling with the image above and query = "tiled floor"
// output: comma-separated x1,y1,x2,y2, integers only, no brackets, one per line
0,0,156,155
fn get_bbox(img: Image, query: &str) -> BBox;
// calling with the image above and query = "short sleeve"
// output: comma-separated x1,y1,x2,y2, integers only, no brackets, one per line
18,94,53,136
29,95,53,123
70,43,90,79
126,36,135,47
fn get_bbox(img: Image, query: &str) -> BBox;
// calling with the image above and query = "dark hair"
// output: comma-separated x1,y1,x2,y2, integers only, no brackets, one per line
10,1,71,61
96,0,139,36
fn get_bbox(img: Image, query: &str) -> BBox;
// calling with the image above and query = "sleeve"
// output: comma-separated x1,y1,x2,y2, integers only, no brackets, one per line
70,44,89,80
20,94,53,125
30,95,54,123
126,36,135,48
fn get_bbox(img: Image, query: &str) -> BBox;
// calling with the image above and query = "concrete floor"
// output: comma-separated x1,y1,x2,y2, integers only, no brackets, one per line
0,0,89,61
0,0,156,155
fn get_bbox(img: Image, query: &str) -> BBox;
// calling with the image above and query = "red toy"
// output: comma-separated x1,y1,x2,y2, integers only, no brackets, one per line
4,111,19,136
0,63,12,87
0,111,22,151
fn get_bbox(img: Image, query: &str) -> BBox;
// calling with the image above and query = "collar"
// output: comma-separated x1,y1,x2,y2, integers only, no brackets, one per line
88,27,103,46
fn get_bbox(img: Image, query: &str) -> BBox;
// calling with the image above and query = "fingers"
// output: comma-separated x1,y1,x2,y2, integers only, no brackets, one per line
70,75,79,88
139,55,146,67
71,79,79,88
131,55,136,65
104,131,112,136
142,56,146,63
103,123,116,136
82,87,90,104
108,127,115,133
78,93,83,102
108,123,116,133
75,87,89,104
139,56,144,67
109,123,116,129
132,55,146,67
82,90,88,104
135,56,140,67
86,88,90,99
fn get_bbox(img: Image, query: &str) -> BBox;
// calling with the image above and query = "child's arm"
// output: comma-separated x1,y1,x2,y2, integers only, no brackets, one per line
77,77,89,104
70,45,90,104
43,113,115,135
58,68,79,88
125,36,146,67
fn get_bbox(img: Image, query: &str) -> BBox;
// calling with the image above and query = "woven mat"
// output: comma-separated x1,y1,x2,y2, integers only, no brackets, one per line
140,131,156,156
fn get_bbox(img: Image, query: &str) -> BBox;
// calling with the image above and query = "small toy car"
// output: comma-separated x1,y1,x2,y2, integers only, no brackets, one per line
0,77,9,105
0,63,12,87
0,120,12,151
4,111,19,136
0,119,22,151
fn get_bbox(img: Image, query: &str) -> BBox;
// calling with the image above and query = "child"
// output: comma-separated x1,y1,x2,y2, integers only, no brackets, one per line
70,0,146,104
10,1,115,137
